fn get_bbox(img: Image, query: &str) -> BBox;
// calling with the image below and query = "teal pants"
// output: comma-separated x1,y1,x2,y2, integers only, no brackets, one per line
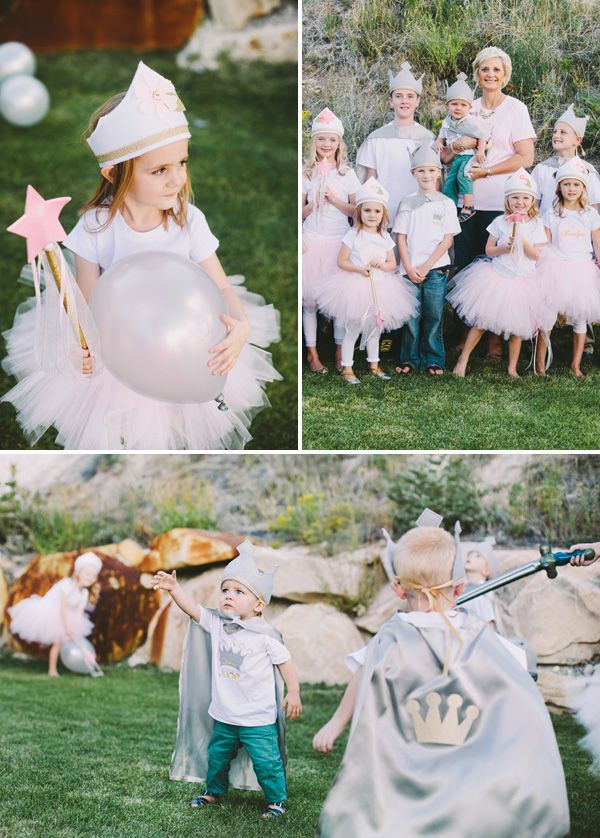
443,154,474,205
206,720,286,803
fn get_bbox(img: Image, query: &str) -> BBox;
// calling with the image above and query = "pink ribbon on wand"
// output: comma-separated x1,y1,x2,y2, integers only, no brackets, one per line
506,211,527,253
315,158,334,229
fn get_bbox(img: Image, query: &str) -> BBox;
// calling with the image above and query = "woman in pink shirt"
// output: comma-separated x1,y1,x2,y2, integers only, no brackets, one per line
442,47,536,360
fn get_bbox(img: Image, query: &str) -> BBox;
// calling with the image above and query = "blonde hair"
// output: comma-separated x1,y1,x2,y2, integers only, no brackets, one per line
553,181,589,217
354,203,390,234
472,47,512,88
304,135,349,179
81,92,193,232
393,527,455,589
503,194,539,220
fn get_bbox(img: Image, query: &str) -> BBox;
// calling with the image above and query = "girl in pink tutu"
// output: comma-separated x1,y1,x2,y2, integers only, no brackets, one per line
534,157,600,379
2,62,281,450
302,108,360,373
317,178,418,384
449,169,551,378
8,552,102,676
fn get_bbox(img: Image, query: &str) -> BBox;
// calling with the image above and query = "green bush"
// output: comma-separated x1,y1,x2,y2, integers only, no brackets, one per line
387,455,487,534
267,492,359,554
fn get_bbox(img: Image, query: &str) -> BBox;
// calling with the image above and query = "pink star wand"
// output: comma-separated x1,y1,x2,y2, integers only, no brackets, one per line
7,185,89,351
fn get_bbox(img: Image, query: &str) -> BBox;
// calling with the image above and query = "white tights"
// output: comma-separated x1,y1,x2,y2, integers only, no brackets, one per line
341,324,381,368
303,307,345,347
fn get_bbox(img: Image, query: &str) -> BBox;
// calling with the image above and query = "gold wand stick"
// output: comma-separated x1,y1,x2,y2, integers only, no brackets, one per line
44,244,88,350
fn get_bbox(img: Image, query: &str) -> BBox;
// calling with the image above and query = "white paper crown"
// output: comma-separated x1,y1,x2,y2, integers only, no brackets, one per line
87,61,191,167
410,143,442,170
311,107,344,137
221,540,277,604
556,155,589,186
356,176,389,207
504,167,538,198
74,551,102,574
556,103,589,139
381,508,464,580
389,61,424,95
445,72,474,103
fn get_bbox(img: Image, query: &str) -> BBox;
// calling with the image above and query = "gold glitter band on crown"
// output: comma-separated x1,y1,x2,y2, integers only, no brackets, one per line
95,125,190,164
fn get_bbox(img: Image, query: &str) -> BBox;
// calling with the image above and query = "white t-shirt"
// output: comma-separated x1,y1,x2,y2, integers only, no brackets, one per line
193,606,290,726
302,166,361,239
486,214,547,276
64,203,219,272
341,227,395,268
392,193,461,270
356,122,435,222
533,160,600,217
345,609,527,672
470,96,536,211
543,207,600,259
462,591,497,625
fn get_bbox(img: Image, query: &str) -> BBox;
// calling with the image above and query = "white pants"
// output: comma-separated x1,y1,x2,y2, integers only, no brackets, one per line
566,318,587,334
341,324,381,368
303,307,345,347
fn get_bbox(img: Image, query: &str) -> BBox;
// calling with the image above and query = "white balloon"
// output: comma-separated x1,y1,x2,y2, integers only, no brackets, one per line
0,74,49,126
0,41,36,83
90,251,229,403
60,638,98,675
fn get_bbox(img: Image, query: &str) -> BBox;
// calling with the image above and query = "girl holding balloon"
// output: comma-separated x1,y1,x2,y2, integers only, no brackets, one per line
2,62,281,450
8,552,102,677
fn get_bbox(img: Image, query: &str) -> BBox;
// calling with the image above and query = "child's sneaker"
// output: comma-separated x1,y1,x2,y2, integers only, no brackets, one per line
262,801,287,818
190,791,220,807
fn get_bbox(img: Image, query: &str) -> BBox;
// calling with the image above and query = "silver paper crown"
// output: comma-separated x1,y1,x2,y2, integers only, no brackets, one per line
445,72,474,103
389,61,424,95
381,507,464,580
556,103,589,139
221,540,277,604
410,143,442,170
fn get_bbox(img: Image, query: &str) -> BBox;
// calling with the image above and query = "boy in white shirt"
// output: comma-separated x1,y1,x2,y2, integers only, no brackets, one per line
356,61,434,223
313,520,569,838
393,144,461,375
154,541,301,819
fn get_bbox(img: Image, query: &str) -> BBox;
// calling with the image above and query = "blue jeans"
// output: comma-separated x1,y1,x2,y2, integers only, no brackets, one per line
206,721,286,803
399,269,447,369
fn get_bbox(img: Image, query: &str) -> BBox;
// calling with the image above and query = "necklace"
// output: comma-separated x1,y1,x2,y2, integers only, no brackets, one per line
479,95,506,119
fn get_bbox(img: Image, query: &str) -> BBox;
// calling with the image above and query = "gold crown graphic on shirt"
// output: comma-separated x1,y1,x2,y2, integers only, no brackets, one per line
406,692,480,745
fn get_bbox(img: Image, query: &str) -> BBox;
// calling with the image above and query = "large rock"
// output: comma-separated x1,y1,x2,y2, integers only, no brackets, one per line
252,544,385,609
354,582,404,634
210,0,281,30
6,551,160,662
93,539,148,568
272,603,364,685
494,550,600,665
140,528,242,572
537,666,579,713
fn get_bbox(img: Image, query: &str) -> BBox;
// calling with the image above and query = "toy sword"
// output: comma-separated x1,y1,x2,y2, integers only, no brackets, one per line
457,544,596,604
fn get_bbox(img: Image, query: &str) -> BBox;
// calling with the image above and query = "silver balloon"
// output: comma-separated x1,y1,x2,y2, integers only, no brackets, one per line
60,638,100,675
90,251,228,403
0,42,36,84
0,74,49,126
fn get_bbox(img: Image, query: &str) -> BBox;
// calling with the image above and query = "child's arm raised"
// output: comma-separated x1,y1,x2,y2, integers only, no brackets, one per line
313,668,361,753
277,659,302,720
199,252,251,376
153,570,201,622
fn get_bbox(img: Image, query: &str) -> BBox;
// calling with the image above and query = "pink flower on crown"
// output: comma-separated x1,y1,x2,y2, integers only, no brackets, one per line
317,108,335,123
134,73,178,118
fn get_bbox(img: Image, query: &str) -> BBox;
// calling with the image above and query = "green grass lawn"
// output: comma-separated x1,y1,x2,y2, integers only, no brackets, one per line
302,327,600,449
1,655,599,837
0,51,297,450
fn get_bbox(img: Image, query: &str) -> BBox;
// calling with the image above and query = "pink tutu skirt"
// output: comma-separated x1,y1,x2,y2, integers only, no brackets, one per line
8,595,93,646
447,260,554,339
317,268,418,332
302,232,343,308
1,277,281,450
536,248,600,324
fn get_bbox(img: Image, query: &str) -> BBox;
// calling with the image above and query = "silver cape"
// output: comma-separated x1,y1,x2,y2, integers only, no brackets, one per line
356,123,434,183
169,610,286,791
317,612,569,838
